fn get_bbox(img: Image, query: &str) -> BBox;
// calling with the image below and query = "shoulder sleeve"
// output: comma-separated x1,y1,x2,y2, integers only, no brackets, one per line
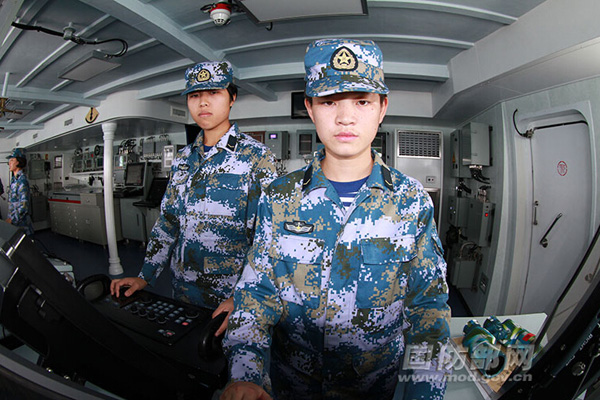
402,189,451,396
139,175,181,286
245,149,278,244
13,176,31,222
223,190,282,387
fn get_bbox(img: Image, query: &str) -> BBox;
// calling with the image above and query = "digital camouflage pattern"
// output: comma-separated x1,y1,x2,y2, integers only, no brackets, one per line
139,123,277,309
304,38,389,97
7,169,33,236
182,60,233,95
7,148,26,159
224,150,451,399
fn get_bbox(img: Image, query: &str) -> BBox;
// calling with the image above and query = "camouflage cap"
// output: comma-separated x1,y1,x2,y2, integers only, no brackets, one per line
6,148,25,159
182,61,233,95
304,38,389,97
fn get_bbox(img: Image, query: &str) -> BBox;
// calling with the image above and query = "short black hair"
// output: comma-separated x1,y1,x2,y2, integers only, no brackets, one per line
227,83,238,101
15,157,27,169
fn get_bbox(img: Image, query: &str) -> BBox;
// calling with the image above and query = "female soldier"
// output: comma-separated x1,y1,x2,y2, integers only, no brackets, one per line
111,61,277,335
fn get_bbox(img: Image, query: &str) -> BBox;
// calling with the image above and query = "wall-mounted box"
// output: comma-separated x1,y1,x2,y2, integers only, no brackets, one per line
465,199,495,247
461,122,490,167
451,259,477,289
447,196,470,228
265,131,289,160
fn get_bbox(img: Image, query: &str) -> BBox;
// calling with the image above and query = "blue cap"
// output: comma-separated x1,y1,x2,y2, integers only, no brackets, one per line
7,148,25,159
182,61,233,95
304,38,389,97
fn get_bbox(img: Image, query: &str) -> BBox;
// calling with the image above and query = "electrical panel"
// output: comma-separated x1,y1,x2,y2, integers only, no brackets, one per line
461,122,490,166
451,259,477,289
154,136,171,161
464,198,495,247
162,144,184,171
450,129,470,178
451,123,490,178
447,196,470,228
372,131,387,162
297,130,317,156
141,138,155,158
383,131,395,167
28,159,46,180
265,131,289,160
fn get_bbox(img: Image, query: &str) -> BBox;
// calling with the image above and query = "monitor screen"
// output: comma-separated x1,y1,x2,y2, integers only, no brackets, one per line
124,162,145,187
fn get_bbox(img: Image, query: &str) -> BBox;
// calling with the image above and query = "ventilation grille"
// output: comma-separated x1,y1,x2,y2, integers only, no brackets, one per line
397,130,441,158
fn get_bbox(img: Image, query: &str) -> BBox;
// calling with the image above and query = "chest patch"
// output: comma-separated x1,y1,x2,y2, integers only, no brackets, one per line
284,220,314,234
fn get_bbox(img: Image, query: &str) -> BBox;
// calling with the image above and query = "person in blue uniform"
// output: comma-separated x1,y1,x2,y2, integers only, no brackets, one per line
221,39,451,400
6,148,34,236
111,61,278,335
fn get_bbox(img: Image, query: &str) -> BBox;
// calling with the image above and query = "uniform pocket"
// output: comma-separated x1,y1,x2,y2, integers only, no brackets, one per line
357,235,416,308
352,330,403,375
204,255,243,275
171,170,188,185
201,236,247,275
269,234,324,308
206,173,248,217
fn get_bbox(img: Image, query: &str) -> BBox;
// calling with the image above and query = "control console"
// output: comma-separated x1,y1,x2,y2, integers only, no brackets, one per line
101,289,211,346
77,274,227,392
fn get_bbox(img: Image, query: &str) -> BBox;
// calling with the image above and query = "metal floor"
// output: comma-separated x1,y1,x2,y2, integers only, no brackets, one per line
32,228,172,298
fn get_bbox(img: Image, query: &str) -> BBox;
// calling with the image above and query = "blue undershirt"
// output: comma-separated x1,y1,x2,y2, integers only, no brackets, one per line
329,177,368,208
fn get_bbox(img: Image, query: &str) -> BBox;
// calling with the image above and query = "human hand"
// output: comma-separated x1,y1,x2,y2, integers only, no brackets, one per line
213,297,234,337
219,381,272,400
110,277,148,297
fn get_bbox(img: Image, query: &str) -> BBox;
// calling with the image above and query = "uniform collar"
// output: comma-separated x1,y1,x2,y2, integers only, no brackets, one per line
192,122,240,154
302,149,394,194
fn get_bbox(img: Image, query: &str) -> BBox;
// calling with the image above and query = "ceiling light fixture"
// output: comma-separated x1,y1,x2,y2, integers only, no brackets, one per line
58,50,121,82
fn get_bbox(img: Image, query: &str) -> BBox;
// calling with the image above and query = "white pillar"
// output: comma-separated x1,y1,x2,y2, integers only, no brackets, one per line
102,121,123,276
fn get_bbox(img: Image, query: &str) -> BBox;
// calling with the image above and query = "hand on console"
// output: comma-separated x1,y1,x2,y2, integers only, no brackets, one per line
110,277,148,298
198,312,228,360
212,297,234,337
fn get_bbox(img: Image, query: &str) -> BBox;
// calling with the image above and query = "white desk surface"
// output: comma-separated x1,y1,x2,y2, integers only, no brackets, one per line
392,313,547,400
445,313,547,400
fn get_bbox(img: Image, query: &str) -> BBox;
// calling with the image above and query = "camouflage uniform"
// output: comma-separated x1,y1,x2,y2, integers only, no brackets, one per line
224,150,451,399
7,169,34,236
223,38,450,399
138,123,277,309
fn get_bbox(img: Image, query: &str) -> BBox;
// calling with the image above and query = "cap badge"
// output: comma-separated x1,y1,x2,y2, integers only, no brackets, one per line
331,47,357,71
196,68,211,82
